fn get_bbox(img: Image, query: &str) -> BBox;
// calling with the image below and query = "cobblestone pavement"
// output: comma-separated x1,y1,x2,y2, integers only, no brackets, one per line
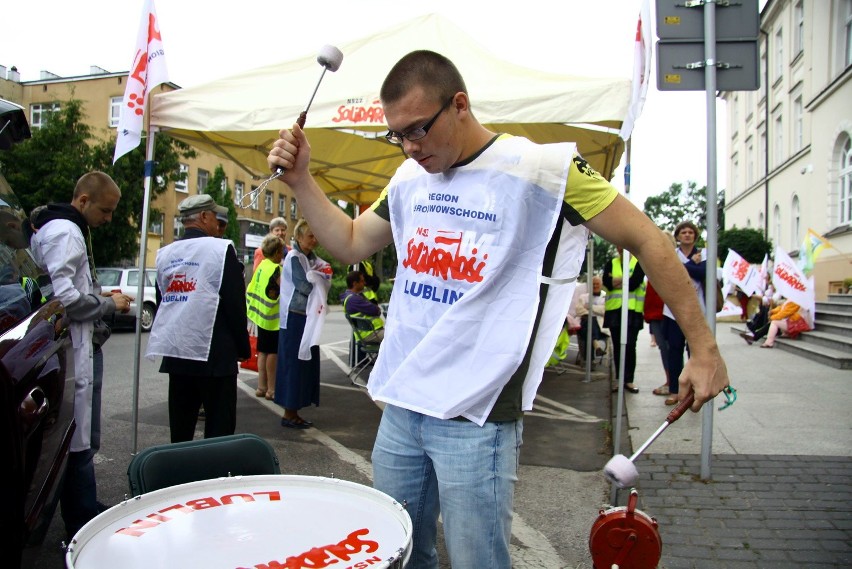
632,454,852,568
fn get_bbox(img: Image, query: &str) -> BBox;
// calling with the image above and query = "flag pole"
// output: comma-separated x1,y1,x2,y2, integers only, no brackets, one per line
131,113,157,455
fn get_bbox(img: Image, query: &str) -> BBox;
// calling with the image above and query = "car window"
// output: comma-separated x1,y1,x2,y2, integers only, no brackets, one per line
145,270,156,287
127,270,139,287
97,269,121,288
0,172,45,333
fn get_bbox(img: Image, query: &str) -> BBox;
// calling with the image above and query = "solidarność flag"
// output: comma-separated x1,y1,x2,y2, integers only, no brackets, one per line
113,0,169,163
619,0,651,141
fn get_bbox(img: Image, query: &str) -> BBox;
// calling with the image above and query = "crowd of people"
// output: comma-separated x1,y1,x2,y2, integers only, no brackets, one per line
24,49,740,567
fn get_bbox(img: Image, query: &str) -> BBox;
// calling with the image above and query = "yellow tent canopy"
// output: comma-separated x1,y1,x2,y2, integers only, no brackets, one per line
151,13,630,205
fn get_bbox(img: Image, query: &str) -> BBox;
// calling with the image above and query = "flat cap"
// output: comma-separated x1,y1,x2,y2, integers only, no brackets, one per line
214,205,228,223
178,194,218,216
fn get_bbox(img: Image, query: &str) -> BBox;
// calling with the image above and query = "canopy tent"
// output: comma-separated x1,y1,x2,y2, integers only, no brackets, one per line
150,13,631,205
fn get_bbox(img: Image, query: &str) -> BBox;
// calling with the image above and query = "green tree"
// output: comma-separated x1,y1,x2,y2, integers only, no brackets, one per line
642,181,725,234
90,132,195,265
718,227,772,263
580,234,617,275
205,165,239,247
0,99,93,211
0,97,195,266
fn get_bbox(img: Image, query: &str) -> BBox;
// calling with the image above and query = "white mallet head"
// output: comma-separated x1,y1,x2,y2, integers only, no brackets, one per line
317,45,344,72
603,454,639,489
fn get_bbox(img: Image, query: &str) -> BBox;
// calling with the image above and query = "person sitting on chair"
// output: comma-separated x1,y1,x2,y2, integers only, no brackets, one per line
340,270,384,345
574,275,607,357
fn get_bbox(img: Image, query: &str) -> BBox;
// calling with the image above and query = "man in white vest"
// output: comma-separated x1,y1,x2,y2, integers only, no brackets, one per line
267,50,731,569
30,171,132,539
146,194,251,443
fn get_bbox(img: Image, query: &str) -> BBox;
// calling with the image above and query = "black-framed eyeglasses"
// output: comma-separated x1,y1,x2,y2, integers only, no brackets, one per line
385,96,454,145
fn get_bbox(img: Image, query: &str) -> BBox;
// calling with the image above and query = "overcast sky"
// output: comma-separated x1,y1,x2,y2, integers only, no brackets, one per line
1,0,730,208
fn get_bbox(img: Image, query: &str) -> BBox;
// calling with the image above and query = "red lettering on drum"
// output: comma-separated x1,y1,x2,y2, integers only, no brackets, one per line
114,491,280,537
220,493,256,505
254,491,282,501
346,558,382,569
187,497,222,510
249,528,380,569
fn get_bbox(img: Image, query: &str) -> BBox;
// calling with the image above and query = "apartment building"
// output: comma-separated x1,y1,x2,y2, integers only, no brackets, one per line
0,64,295,267
721,0,852,299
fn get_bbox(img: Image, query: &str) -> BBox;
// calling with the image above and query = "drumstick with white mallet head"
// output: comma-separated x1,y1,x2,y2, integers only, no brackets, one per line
604,392,695,489
241,44,344,208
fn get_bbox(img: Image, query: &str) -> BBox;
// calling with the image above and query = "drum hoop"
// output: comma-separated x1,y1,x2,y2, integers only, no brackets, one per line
66,474,412,567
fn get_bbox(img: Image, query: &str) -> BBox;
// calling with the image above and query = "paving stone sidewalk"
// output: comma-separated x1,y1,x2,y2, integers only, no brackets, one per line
631,454,852,568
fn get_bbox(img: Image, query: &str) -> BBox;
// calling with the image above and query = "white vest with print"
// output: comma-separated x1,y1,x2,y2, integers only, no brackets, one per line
368,136,588,425
146,237,230,361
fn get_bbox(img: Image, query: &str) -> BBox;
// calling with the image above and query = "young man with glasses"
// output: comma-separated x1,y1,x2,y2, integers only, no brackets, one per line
268,50,730,569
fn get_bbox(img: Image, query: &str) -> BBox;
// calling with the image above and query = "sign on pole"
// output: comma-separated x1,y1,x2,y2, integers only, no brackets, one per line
655,0,760,92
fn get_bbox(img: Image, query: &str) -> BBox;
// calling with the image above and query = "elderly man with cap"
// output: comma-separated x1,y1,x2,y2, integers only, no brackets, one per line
214,205,230,238
146,194,251,442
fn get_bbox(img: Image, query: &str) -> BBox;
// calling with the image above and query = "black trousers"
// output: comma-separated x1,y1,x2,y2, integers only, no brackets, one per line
168,373,237,443
609,323,641,384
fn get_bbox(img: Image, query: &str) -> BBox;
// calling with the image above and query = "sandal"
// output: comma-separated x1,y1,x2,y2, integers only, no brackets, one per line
652,385,670,396
265,392,275,400
255,388,266,397
280,417,310,429
760,343,774,349
664,397,679,406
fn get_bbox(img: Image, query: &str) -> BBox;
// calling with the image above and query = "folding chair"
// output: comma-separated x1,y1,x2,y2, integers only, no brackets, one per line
345,313,382,387
127,433,280,496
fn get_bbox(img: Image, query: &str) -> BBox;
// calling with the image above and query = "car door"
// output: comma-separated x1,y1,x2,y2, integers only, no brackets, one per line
1,97,75,569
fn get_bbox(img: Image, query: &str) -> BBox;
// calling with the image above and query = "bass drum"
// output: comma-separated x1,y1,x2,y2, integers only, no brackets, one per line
66,475,412,569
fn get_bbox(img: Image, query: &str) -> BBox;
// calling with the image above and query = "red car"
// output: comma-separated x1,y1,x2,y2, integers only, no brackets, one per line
0,98,75,568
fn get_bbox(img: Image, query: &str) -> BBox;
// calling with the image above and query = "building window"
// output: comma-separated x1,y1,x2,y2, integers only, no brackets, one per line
794,1,804,57
264,190,273,213
731,94,738,129
250,185,259,210
234,181,245,206
759,129,767,178
109,96,122,128
174,163,189,193
746,137,754,187
290,198,298,220
845,0,852,68
148,211,164,234
774,28,783,82
774,111,784,167
732,152,739,196
791,195,800,250
792,94,803,152
772,204,781,248
173,216,183,240
197,168,209,193
840,136,852,225
758,211,765,234
30,103,60,129
278,194,286,215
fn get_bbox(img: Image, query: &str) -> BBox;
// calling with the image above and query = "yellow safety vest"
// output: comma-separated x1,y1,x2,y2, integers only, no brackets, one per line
360,260,379,302
604,256,645,314
246,258,280,331
343,293,384,342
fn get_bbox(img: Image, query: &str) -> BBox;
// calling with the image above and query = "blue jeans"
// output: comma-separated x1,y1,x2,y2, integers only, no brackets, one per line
61,349,103,538
371,405,522,569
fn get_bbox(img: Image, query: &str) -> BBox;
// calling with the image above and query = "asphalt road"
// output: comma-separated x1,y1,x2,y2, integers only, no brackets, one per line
30,307,614,569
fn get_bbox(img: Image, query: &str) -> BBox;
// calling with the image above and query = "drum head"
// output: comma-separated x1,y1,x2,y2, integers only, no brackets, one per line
66,475,412,569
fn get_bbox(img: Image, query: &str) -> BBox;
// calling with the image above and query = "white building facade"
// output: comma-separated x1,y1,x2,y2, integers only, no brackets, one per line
722,0,852,299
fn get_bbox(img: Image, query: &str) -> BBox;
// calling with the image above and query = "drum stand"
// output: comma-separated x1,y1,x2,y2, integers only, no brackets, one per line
589,489,662,569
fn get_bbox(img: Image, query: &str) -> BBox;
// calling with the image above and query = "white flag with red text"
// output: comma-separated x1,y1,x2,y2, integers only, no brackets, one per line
722,249,762,297
771,247,813,311
113,0,169,163
619,0,652,141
